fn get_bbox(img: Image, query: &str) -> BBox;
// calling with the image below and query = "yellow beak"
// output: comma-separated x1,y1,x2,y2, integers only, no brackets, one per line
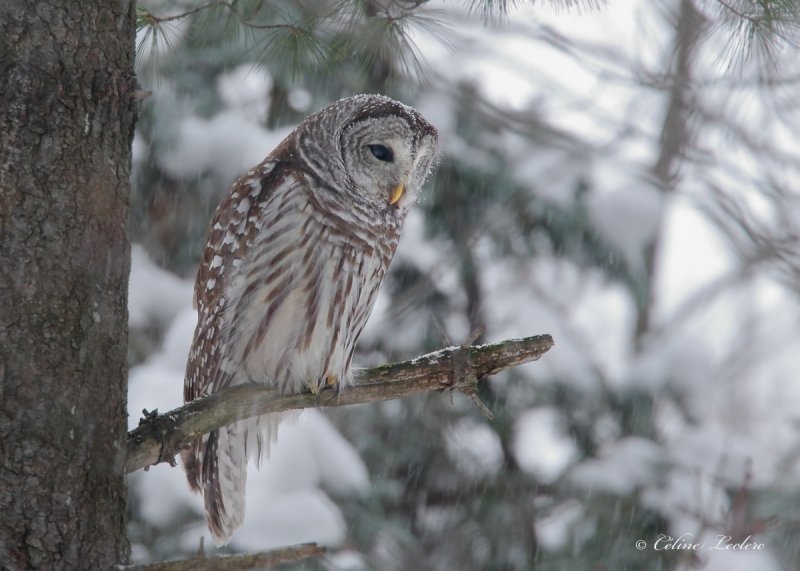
389,183,405,206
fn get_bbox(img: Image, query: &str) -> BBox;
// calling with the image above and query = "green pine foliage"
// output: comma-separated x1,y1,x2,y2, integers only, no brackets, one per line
130,1,800,569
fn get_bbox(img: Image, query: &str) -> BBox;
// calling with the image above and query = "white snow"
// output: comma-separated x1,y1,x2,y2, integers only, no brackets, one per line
127,307,194,431
656,198,735,321
535,500,587,551
569,436,663,495
217,64,272,123
229,410,368,551
585,180,663,271
132,130,148,166
325,550,367,571
679,547,781,571
479,255,633,391
159,111,291,183
444,419,504,481
288,88,313,112
513,408,578,483
234,488,346,550
128,245,194,330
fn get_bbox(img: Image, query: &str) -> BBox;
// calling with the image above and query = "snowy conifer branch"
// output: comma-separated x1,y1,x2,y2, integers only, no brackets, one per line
126,334,554,473
121,542,325,571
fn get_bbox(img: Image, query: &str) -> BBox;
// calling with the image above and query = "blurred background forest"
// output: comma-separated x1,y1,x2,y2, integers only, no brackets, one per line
127,0,800,569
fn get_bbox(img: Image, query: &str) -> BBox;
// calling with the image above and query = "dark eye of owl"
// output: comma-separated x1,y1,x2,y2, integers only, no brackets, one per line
367,144,394,163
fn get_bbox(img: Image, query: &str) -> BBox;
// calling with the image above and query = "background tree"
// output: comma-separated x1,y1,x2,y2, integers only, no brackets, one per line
0,1,136,569
3,0,800,569
129,1,800,569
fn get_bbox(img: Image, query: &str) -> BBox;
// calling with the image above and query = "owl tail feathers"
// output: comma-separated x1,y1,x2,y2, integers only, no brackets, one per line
181,425,248,546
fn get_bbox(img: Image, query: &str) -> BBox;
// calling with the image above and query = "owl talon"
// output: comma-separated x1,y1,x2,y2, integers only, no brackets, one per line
307,373,337,396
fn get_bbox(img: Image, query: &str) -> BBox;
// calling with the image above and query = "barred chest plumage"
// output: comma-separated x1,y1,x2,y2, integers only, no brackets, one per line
218,166,403,395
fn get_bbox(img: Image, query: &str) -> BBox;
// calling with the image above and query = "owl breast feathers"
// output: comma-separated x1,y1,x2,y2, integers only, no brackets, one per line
181,94,438,543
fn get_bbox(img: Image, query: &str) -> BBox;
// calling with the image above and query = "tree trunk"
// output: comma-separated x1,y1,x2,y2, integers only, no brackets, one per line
0,2,136,569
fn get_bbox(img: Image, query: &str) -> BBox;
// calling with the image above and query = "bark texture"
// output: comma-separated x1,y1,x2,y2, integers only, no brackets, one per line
0,2,137,569
123,543,326,571
127,334,554,473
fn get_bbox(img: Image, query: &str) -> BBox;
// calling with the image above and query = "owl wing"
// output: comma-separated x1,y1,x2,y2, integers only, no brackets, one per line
182,156,302,542
185,160,279,403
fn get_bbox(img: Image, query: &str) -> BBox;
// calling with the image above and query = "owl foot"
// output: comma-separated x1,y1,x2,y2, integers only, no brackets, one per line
320,373,343,401
308,373,339,397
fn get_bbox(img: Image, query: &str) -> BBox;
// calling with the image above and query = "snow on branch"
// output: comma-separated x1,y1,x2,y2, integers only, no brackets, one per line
126,334,554,473
121,542,325,570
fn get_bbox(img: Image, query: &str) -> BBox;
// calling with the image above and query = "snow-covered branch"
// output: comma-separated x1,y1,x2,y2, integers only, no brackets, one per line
126,334,554,473
121,542,324,570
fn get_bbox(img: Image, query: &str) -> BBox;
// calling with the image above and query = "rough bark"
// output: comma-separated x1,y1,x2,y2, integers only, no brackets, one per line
0,2,137,569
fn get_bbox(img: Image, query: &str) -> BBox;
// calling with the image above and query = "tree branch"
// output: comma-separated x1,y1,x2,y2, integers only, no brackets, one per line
126,334,554,473
121,542,325,571
137,2,307,31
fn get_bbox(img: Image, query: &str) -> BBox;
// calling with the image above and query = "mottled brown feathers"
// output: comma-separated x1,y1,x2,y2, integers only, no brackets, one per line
182,94,438,544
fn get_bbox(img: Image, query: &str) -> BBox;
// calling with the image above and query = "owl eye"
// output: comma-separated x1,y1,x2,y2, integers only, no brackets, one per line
367,144,394,163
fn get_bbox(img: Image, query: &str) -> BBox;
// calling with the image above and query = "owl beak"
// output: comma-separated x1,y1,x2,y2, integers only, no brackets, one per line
389,183,405,206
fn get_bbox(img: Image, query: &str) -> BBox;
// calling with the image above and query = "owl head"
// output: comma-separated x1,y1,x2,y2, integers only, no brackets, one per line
292,94,439,212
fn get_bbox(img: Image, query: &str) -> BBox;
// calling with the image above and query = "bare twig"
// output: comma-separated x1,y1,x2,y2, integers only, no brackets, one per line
139,1,221,25
120,542,325,571
127,334,554,473
138,1,302,31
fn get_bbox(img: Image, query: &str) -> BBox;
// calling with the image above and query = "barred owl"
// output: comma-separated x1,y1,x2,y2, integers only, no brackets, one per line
182,94,438,543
